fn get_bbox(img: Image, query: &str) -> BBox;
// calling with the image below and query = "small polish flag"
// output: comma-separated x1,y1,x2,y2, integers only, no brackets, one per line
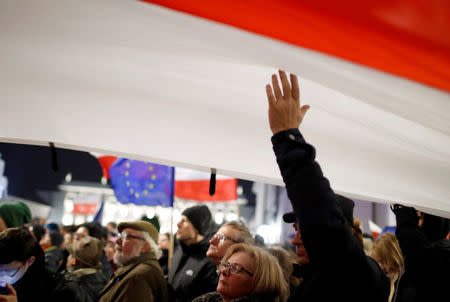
368,219,383,238
175,167,237,202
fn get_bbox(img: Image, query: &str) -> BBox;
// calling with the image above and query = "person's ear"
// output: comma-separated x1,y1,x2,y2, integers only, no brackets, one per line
417,211,425,227
142,241,151,253
27,256,35,267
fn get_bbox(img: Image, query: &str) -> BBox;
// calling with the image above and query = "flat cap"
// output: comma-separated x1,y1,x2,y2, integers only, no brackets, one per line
118,220,159,243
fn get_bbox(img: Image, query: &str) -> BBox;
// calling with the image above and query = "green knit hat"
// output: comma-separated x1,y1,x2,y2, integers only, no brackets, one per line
0,201,32,228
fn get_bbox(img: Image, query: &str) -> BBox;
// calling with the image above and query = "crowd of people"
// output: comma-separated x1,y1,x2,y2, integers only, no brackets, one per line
0,70,448,302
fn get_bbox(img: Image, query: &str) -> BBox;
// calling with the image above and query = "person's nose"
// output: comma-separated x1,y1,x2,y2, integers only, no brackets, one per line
115,236,122,245
220,267,230,276
291,231,303,246
210,236,218,245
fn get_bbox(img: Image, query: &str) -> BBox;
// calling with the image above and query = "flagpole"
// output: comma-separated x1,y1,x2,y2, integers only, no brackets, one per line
168,205,174,270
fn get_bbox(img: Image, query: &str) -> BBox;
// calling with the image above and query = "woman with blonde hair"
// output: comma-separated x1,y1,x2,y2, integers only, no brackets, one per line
193,243,289,302
369,232,404,302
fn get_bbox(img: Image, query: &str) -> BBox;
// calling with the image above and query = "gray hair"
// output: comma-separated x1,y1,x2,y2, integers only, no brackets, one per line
140,230,162,259
222,221,255,244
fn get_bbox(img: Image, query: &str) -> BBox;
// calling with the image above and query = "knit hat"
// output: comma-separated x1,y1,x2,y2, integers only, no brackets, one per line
182,205,212,236
118,220,159,243
0,201,32,228
66,235,103,269
283,194,355,227
45,222,60,232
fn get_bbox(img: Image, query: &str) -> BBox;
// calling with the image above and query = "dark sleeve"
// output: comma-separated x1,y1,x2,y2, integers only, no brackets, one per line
271,129,354,261
392,206,429,278
272,129,389,299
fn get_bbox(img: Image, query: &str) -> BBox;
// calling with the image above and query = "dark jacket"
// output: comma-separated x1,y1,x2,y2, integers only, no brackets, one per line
392,206,450,302
168,238,218,302
272,129,390,302
97,253,167,302
44,246,63,273
53,268,108,302
12,243,65,302
193,291,273,302
159,249,169,276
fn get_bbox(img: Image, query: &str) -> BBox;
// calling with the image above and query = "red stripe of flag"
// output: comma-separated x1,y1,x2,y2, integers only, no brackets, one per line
175,178,238,201
142,0,450,92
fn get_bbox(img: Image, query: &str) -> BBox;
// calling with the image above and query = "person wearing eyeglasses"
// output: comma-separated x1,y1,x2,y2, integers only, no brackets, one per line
97,221,168,302
206,221,255,267
0,227,65,302
193,243,289,302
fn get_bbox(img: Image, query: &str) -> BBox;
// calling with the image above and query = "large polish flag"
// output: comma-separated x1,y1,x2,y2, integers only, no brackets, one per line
1,0,449,218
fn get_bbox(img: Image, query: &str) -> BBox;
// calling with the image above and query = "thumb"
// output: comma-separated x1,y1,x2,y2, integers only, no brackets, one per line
5,284,16,296
300,105,310,115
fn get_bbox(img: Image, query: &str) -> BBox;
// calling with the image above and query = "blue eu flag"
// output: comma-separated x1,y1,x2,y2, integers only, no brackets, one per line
109,159,174,207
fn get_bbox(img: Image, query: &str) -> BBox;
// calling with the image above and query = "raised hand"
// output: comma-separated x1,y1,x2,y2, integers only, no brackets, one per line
266,70,310,135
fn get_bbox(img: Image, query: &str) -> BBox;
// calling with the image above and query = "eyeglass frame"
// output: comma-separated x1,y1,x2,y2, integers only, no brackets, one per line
117,232,145,241
212,233,239,244
0,263,25,278
217,260,254,277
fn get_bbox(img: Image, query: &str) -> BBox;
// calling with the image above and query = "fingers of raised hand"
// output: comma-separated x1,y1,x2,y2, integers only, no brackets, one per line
266,85,276,105
290,73,300,102
278,70,292,99
271,74,283,100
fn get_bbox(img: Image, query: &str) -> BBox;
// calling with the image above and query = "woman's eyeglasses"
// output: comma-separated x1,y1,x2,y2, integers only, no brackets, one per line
212,234,239,244
217,261,254,276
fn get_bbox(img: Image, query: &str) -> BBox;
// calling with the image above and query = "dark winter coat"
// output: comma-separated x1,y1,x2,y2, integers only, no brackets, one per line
53,268,107,302
392,206,450,302
44,246,63,273
97,253,168,302
168,238,218,302
272,129,390,302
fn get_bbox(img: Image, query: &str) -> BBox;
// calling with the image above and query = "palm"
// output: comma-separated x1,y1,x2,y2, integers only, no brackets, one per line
266,70,309,135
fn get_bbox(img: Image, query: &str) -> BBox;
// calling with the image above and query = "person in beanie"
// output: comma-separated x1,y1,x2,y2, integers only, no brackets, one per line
53,236,108,302
97,221,167,302
265,70,389,302
0,201,32,231
168,205,218,302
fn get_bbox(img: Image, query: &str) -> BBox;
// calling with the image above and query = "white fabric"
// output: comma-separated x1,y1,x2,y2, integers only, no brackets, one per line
0,0,449,217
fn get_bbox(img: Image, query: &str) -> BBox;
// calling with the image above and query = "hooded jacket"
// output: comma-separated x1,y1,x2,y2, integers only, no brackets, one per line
272,129,390,302
168,237,218,302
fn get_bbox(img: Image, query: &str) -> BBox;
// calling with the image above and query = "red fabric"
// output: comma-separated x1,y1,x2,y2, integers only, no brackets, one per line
72,203,99,215
142,0,450,92
175,178,238,201
97,156,118,179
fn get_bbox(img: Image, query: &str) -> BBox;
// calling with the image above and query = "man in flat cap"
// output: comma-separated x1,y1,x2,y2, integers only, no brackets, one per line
168,205,217,302
266,70,389,302
97,221,167,302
